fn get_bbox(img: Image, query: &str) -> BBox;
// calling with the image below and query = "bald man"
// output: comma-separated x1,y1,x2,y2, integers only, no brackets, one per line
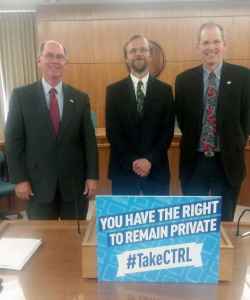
5,40,98,219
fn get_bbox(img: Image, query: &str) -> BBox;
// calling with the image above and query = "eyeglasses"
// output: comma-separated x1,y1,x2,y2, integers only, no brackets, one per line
127,47,150,55
42,52,66,61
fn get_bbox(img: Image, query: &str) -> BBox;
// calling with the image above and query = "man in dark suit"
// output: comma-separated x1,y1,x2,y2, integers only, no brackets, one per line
5,40,98,219
106,35,175,195
175,22,250,221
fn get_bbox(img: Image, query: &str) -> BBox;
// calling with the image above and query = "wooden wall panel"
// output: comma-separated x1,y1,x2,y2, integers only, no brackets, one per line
230,17,250,59
37,3,250,128
62,58,250,127
63,63,127,127
38,21,95,62
37,17,250,64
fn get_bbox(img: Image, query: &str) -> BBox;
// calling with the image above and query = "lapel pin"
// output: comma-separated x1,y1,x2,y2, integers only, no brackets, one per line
227,81,232,85
69,99,74,103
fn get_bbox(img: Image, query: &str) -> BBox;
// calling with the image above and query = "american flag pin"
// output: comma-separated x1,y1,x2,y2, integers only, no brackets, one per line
69,99,74,103
227,81,232,85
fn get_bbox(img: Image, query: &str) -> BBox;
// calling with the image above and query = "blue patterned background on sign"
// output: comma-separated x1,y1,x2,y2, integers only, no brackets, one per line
96,196,221,283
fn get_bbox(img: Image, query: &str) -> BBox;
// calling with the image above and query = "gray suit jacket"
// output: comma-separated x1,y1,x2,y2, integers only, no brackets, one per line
5,81,98,203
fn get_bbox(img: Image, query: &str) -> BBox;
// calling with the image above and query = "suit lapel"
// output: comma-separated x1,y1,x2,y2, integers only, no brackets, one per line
217,62,230,120
140,75,154,121
35,81,55,139
145,75,153,97
57,84,75,141
143,75,154,111
195,65,204,112
193,66,204,135
126,76,139,118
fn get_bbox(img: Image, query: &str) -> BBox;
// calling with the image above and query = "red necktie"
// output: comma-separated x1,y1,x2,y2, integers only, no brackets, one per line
49,88,60,135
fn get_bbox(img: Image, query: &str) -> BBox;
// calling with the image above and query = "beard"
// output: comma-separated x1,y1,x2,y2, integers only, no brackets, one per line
130,58,148,74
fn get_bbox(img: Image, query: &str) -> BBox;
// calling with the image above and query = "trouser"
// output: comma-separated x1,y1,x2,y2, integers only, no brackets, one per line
27,184,89,220
181,152,240,221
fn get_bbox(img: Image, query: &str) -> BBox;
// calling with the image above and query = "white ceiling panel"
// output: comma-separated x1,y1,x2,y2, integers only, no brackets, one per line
0,0,226,11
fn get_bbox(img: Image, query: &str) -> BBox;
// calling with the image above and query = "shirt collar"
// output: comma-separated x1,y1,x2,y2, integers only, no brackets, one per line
130,72,149,88
42,78,63,95
203,63,222,81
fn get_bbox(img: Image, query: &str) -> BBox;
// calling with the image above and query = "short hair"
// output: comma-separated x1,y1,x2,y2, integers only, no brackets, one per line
198,22,225,42
38,40,67,57
123,34,150,58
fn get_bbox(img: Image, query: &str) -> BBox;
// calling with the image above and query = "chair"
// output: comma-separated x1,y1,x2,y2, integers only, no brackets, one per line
0,151,20,220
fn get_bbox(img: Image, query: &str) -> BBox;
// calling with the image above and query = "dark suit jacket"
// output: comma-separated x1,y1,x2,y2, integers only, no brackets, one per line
175,62,250,187
5,81,98,203
105,75,175,188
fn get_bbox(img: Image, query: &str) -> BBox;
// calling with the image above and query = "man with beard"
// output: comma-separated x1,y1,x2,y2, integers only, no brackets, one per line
175,23,250,221
105,35,175,195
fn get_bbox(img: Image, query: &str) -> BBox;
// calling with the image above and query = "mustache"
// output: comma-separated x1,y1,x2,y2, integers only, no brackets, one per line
204,49,219,55
133,58,146,62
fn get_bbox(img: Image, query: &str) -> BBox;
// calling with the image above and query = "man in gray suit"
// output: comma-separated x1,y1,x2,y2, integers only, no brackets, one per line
5,40,98,219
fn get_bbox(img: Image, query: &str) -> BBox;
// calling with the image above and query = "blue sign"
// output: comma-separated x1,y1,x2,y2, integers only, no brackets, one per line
96,196,221,283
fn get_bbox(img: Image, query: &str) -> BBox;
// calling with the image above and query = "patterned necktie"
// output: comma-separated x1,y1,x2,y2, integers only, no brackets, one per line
136,80,144,115
200,72,218,156
49,88,60,135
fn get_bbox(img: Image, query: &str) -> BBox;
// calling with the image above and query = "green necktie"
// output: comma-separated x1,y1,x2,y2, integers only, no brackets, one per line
136,80,144,115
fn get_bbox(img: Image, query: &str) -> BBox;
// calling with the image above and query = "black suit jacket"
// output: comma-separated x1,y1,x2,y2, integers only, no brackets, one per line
5,81,98,203
175,62,250,187
105,75,175,187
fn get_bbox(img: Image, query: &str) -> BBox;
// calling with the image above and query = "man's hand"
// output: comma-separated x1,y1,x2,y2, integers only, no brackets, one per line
83,179,97,199
15,181,33,200
133,159,152,177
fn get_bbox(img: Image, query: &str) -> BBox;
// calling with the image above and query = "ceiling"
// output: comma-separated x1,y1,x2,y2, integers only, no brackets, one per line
0,0,226,11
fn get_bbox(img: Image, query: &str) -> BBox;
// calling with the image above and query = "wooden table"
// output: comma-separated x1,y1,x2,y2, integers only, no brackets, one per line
0,220,250,300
